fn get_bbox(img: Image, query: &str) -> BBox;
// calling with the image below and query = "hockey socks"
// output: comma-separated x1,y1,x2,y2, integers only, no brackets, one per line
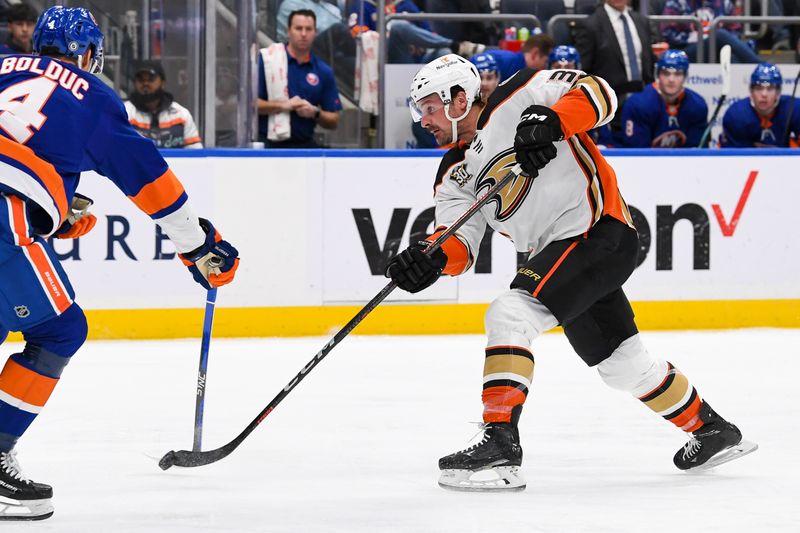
637,362,704,433
0,356,60,451
482,346,533,424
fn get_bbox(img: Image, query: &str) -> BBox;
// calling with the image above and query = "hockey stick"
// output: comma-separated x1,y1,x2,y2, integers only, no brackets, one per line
192,287,218,452
698,44,731,148
783,68,800,147
158,162,526,470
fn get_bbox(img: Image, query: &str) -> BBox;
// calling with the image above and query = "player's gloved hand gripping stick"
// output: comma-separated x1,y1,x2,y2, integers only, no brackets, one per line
179,218,239,289
513,105,564,176
158,163,527,470
53,193,97,239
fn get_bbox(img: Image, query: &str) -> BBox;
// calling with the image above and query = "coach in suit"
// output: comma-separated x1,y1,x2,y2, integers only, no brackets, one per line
574,0,656,99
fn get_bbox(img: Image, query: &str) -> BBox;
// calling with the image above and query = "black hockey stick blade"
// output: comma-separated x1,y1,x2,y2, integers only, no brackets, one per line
159,446,233,470
158,163,527,469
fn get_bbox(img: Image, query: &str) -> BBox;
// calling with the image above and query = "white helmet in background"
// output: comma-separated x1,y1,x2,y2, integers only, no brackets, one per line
409,54,481,143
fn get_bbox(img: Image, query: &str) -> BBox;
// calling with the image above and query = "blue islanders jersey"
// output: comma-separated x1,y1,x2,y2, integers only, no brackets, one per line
721,95,800,148
483,50,526,81
0,54,203,252
620,84,708,148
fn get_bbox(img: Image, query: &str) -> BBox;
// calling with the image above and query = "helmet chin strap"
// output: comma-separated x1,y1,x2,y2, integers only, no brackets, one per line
444,102,472,144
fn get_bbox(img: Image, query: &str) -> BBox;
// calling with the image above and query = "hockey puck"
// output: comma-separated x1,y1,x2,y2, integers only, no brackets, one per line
158,451,176,470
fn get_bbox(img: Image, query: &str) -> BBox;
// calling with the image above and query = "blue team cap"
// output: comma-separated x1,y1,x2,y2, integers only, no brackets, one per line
470,53,500,77
33,6,105,74
656,49,689,75
750,63,782,88
547,45,581,69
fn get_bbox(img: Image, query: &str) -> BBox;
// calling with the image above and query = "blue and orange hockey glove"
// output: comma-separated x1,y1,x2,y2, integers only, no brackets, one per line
179,218,240,290
53,193,97,239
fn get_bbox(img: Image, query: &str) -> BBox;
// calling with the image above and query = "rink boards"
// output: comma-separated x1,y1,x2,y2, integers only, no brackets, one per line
12,148,799,339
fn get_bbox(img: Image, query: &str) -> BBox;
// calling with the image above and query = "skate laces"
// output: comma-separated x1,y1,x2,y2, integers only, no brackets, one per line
681,437,702,460
0,450,29,482
456,422,491,454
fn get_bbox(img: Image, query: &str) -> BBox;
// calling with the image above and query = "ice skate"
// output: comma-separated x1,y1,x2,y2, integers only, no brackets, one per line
438,423,526,492
0,450,54,521
673,402,758,472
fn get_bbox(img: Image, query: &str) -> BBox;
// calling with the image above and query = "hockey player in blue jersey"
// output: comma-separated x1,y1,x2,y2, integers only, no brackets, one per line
620,50,708,148
548,45,581,70
0,7,240,520
470,52,501,100
721,63,800,148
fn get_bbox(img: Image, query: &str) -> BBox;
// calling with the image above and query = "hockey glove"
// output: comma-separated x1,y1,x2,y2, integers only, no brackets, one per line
385,241,448,294
513,105,564,176
53,193,97,239
179,218,240,290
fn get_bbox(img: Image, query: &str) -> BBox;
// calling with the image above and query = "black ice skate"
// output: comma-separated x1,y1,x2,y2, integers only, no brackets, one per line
673,402,758,472
0,450,54,520
438,422,525,492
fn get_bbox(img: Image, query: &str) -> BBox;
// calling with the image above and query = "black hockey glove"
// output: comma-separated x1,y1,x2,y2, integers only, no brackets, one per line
514,105,564,176
385,241,448,294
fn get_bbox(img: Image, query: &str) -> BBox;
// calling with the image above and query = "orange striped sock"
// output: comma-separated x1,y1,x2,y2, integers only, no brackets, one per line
481,346,534,423
638,363,703,433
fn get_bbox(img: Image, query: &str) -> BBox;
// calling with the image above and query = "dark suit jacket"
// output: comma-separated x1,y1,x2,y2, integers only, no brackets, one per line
574,6,656,96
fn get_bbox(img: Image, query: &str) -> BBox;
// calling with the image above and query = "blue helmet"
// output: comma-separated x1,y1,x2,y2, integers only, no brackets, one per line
547,45,581,69
750,62,782,88
33,6,105,74
470,53,500,77
656,49,689,75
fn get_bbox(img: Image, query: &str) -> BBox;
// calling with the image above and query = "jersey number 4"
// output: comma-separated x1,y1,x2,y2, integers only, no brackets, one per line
0,77,58,144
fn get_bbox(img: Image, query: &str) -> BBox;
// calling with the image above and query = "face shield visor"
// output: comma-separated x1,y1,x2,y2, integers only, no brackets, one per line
409,96,446,123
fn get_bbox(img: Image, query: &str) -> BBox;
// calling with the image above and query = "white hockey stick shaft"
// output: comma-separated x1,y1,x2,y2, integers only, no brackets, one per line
698,44,731,148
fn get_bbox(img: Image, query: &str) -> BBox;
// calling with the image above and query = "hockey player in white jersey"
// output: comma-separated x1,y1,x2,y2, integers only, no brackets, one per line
387,54,757,491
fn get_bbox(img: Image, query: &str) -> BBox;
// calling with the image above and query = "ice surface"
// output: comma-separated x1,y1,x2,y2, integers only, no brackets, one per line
5,329,799,532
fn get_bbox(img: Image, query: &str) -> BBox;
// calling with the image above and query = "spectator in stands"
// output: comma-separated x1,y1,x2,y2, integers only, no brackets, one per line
721,63,800,147
348,0,484,63
258,9,342,148
619,49,708,147
0,2,37,54
574,0,656,101
470,52,501,100
124,61,203,149
660,0,761,63
482,32,555,80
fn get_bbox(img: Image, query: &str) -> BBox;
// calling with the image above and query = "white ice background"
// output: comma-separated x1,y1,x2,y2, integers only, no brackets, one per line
5,329,799,532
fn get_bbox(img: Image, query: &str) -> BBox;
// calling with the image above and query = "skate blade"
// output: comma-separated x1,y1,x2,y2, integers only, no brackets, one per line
0,495,54,521
687,439,759,473
438,466,526,492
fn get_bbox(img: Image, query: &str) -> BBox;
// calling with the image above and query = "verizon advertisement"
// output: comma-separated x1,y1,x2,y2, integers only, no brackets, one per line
324,154,800,303
51,152,799,311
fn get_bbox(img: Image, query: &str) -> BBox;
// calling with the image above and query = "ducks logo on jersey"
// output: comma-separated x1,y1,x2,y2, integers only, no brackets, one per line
475,150,532,221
